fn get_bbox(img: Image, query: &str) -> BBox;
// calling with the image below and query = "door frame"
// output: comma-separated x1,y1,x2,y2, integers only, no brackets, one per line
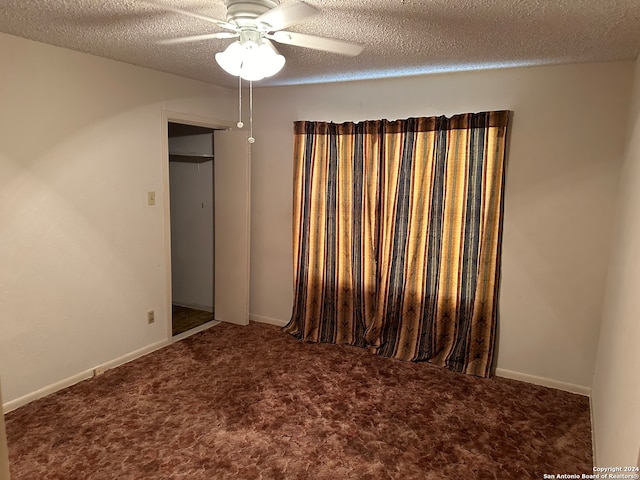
161,111,235,342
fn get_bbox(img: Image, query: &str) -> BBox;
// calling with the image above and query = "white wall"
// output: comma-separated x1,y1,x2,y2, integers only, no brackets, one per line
169,157,214,310
0,32,235,406
249,61,634,390
591,56,640,467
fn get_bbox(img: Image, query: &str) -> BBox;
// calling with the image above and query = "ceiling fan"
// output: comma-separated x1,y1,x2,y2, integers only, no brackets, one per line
147,0,363,80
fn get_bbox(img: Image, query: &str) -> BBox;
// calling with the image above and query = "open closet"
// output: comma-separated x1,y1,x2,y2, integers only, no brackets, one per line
168,123,217,336
167,120,250,339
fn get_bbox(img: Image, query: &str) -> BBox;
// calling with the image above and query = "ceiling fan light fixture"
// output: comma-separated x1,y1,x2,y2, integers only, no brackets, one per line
214,41,245,76
254,42,286,78
215,38,285,81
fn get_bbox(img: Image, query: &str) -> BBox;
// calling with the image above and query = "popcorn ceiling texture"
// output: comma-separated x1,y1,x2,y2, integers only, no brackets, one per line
0,0,638,88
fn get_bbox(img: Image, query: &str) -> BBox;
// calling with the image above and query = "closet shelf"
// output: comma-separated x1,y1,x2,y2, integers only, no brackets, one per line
169,153,214,163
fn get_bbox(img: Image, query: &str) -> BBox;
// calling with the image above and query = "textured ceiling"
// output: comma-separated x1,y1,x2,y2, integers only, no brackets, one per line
0,0,639,89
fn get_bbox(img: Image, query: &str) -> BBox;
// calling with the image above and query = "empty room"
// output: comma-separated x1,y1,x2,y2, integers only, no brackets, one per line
0,1,639,478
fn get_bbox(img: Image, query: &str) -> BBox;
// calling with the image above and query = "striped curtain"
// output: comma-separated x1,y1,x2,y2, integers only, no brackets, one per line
283,111,510,377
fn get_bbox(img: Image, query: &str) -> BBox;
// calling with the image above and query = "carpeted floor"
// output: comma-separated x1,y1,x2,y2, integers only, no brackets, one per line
6,322,592,479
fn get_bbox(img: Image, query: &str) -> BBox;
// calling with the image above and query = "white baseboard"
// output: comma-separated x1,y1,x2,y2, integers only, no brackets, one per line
495,368,591,396
98,340,169,373
249,314,288,327
3,370,94,414
3,335,592,415
590,398,597,465
3,339,169,413
172,320,221,342
247,318,593,398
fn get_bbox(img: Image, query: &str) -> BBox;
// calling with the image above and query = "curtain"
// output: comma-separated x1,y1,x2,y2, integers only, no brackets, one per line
283,111,510,377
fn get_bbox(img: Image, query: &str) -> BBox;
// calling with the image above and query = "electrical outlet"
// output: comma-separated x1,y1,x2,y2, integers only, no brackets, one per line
93,366,106,376
147,310,155,324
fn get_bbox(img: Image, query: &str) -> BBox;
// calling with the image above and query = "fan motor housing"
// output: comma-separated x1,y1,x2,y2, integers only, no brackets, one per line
224,0,279,27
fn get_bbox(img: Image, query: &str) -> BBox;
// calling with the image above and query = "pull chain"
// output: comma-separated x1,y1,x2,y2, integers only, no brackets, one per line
248,80,255,144
236,75,244,128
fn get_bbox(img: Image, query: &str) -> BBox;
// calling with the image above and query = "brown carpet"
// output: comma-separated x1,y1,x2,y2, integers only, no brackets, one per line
6,322,592,479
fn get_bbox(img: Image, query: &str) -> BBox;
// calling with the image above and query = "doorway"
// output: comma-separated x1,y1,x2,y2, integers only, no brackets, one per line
162,112,251,342
168,122,218,337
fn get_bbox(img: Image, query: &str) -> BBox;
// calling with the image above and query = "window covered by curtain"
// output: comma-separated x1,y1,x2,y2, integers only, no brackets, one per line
283,111,510,377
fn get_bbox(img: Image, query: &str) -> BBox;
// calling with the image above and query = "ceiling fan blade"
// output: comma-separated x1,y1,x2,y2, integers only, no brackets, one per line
256,1,319,31
142,1,236,31
270,31,363,56
158,32,239,45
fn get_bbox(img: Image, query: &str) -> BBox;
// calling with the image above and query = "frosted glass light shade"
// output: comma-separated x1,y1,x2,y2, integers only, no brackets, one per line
215,40,285,81
214,41,244,77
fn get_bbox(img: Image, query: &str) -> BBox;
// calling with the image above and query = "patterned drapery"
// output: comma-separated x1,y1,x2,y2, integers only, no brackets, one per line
283,111,510,377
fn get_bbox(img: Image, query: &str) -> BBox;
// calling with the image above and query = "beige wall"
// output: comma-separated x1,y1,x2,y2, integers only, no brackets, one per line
0,32,235,406
250,62,634,390
591,56,640,467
